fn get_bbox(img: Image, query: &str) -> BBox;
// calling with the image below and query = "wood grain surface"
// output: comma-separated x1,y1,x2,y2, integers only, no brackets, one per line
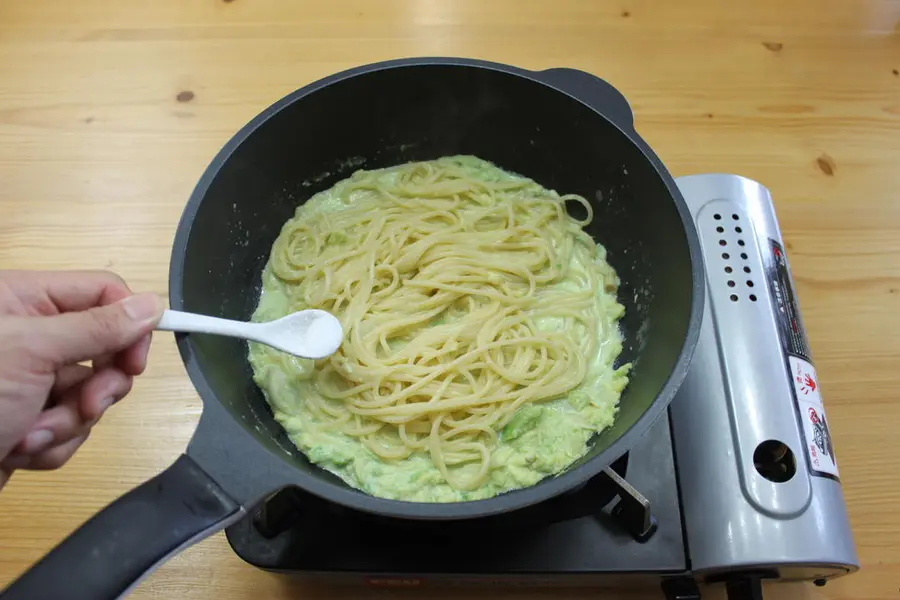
1,1,898,599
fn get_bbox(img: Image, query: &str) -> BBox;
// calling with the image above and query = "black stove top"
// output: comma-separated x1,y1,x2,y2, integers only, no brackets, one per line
225,413,693,594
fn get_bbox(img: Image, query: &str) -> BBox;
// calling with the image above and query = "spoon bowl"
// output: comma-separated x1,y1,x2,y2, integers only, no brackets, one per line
157,308,343,359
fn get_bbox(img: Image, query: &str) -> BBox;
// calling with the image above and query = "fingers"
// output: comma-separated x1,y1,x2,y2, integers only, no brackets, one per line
51,364,93,395
28,293,163,369
88,332,152,378
2,432,90,472
0,271,156,477
15,402,81,454
92,354,115,371
3,270,133,313
16,368,130,452
9,367,131,467
79,367,133,421
118,332,153,376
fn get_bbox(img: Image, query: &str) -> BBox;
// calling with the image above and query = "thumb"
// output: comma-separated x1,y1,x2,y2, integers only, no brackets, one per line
31,293,164,368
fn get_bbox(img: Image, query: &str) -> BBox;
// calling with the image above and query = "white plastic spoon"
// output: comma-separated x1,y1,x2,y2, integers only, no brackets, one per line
157,308,343,359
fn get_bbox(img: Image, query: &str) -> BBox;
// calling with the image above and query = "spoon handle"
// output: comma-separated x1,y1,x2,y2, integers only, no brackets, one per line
157,309,256,340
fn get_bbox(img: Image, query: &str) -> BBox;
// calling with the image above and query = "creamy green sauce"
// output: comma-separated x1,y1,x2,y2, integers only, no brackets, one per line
249,157,630,502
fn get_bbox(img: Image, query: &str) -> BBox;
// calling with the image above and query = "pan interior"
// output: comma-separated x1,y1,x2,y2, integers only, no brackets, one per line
177,64,694,498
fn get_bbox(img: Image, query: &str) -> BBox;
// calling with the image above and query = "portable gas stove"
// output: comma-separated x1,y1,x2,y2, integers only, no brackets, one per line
225,174,859,599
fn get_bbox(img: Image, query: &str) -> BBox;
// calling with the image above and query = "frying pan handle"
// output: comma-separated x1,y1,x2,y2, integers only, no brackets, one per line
2,454,243,600
535,68,635,131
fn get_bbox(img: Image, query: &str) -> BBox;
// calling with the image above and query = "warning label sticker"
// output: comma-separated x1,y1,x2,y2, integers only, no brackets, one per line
767,238,839,481
768,240,812,361
790,356,839,477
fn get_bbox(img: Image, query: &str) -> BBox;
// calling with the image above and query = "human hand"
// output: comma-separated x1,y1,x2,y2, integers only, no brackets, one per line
0,270,163,489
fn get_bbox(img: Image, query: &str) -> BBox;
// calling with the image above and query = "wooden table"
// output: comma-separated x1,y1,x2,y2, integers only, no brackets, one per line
1,1,898,598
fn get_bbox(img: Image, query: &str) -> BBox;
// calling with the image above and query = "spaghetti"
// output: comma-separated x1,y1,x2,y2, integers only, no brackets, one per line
249,156,628,499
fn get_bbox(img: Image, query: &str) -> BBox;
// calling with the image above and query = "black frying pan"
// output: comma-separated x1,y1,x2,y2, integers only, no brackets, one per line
3,58,704,600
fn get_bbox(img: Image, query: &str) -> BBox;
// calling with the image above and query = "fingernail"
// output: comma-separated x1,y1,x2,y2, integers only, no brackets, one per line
122,293,162,323
22,430,54,454
98,396,116,412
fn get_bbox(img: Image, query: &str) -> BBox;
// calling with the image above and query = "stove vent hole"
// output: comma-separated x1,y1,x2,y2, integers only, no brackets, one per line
740,255,755,299
754,440,796,483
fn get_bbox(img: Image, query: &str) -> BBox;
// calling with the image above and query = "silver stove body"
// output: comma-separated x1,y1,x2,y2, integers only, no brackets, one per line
670,174,858,584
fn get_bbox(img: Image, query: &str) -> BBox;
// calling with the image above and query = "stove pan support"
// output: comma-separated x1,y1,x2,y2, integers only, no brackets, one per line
661,572,774,599
252,488,306,539
603,466,658,543
661,577,702,600
725,576,764,600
